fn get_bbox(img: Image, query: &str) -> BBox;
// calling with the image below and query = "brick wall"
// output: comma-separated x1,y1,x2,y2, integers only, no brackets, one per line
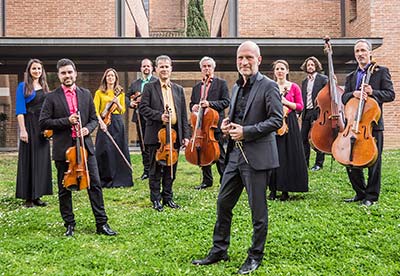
149,0,186,36
6,0,116,37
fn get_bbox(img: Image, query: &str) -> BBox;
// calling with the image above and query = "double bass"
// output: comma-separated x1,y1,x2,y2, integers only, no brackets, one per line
185,76,220,166
332,62,381,168
63,111,90,191
309,36,345,154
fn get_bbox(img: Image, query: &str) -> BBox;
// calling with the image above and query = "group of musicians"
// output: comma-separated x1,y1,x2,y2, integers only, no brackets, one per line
15,39,394,274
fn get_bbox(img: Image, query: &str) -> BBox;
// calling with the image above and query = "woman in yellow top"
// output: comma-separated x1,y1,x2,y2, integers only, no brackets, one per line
93,68,134,188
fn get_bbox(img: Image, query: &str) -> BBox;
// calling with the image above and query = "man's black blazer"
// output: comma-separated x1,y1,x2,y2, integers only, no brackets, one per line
342,65,395,130
139,80,190,145
301,73,328,119
226,72,283,171
39,86,98,161
126,75,158,123
189,77,230,130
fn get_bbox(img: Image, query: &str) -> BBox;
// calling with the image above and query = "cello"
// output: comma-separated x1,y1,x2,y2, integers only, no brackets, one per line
332,62,381,168
63,111,90,191
185,76,220,166
309,36,345,154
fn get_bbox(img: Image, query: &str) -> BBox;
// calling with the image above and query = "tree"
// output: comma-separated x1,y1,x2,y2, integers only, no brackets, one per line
187,0,209,37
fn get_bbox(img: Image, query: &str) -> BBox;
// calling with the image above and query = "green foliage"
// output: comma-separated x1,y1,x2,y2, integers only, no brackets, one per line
187,0,210,37
0,151,399,275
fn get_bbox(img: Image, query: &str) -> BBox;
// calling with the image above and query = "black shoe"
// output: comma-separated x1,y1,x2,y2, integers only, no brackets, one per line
280,192,289,201
192,252,229,265
344,196,364,203
24,200,34,208
238,257,262,274
268,191,277,200
164,200,180,209
153,200,164,212
96,223,117,236
360,199,374,207
310,165,322,172
65,225,74,237
140,172,149,180
195,183,212,190
33,198,47,207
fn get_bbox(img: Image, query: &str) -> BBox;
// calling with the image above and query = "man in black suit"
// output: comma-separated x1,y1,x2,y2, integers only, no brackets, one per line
342,39,395,207
39,58,116,237
192,41,283,274
189,56,230,189
300,56,328,171
126,58,157,181
139,55,190,212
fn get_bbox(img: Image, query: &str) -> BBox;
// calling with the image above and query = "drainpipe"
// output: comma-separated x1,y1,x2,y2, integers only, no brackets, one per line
340,0,346,37
1,0,5,36
116,0,125,37
228,0,238,37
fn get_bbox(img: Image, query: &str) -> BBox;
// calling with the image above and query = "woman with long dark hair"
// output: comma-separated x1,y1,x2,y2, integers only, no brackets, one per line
93,68,133,188
269,60,308,201
16,59,53,207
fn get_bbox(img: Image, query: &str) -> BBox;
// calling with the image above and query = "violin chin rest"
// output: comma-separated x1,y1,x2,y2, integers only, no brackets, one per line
66,185,79,191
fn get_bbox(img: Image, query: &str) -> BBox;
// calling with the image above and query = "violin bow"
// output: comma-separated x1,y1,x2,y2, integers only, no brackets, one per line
103,129,133,172
77,111,91,189
131,92,145,150
167,105,174,179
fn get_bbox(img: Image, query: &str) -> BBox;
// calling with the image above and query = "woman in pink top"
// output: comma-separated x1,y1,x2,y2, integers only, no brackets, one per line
269,60,308,201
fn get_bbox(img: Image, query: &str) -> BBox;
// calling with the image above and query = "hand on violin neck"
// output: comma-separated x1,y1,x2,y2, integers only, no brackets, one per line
161,113,170,123
192,104,200,112
228,122,244,141
200,100,210,108
77,127,89,137
69,113,79,125
182,138,189,147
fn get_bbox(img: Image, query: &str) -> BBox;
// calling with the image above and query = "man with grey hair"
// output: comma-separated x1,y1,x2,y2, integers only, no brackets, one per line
139,55,190,212
192,41,283,274
189,56,230,189
342,39,395,207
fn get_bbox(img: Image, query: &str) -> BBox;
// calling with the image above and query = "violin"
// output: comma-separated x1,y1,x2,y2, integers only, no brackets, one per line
63,112,90,191
185,76,220,166
332,62,381,168
130,91,142,109
276,87,289,136
42,129,53,139
156,105,178,177
101,86,123,126
309,36,345,154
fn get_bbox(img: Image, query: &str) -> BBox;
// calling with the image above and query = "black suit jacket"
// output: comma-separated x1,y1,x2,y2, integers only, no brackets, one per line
226,72,283,170
189,77,230,130
301,73,328,119
342,65,395,131
126,75,158,123
139,80,190,145
39,86,98,161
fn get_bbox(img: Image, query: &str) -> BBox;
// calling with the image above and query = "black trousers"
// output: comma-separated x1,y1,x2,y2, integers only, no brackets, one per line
301,109,325,167
55,154,108,228
201,132,226,185
346,130,383,202
210,148,270,261
148,144,178,202
136,111,150,174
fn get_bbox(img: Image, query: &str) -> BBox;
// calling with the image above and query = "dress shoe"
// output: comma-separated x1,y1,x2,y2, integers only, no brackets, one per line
310,165,322,172
33,198,47,207
96,223,117,236
280,192,289,201
65,225,74,237
164,200,180,209
140,172,149,180
192,252,229,265
361,199,374,207
24,200,34,208
268,191,277,200
153,200,163,212
344,196,364,203
238,257,262,274
195,183,212,190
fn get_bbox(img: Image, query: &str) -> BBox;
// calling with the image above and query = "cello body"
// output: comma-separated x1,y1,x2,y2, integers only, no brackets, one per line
185,107,220,166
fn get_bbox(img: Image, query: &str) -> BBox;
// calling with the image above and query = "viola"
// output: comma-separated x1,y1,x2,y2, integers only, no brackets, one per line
309,36,345,154
276,87,289,136
185,76,220,166
63,112,90,191
101,86,123,126
156,105,178,177
332,62,381,168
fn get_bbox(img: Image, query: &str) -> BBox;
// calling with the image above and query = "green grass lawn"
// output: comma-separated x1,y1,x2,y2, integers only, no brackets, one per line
0,150,399,275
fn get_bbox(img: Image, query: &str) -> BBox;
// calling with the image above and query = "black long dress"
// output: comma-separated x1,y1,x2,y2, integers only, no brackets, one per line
95,114,133,188
271,111,308,192
16,89,53,200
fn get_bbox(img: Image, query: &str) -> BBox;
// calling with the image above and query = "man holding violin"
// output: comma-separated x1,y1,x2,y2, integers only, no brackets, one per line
342,39,395,207
189,56,230,190
139,55,190,212
127,58,157,181
39,58,116,237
